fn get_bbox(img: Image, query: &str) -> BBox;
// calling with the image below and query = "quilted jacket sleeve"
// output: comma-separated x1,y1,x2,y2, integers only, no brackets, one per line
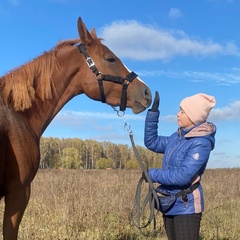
144,110,169,154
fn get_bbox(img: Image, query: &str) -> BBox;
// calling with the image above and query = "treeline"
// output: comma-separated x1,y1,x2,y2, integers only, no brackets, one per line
40,137,163,170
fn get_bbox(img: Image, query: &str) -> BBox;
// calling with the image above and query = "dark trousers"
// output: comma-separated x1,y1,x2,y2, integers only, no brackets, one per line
163,213,202,240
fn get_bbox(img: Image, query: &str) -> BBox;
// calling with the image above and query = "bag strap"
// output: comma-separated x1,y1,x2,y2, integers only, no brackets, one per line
175,182,200,199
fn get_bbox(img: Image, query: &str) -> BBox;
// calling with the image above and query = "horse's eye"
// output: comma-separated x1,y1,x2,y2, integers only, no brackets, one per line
107,57,116,63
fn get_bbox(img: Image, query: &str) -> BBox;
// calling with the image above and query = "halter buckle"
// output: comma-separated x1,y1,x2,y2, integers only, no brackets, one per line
86,57,95,68
123,78,130,86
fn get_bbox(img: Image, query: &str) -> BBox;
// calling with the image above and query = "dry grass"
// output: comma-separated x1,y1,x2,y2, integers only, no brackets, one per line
0,168,240,239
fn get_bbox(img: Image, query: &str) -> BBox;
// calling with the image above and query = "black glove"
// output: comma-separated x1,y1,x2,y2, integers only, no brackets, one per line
150,91,160,112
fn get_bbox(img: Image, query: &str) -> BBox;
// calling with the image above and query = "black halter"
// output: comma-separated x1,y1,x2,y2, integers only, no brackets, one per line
78,43,138,111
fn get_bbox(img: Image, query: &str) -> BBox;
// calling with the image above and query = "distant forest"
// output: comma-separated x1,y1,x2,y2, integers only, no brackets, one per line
40,137,163,170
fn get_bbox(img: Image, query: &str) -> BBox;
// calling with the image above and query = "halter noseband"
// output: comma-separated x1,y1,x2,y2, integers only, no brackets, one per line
78,43,137,111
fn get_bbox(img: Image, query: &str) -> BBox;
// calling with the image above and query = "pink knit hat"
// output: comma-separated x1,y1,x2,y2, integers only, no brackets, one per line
180,93,216,124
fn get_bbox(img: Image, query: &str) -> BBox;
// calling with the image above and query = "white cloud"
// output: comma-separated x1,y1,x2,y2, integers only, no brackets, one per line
138,69,240,85
99,20,239,60
56,110,145,121
210,100,240,121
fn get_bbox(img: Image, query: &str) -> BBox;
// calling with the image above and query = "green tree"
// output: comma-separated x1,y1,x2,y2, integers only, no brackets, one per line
96,158,114,169
39,137,164,170
125,159,141,170
40,137,62,168
61,147,82,169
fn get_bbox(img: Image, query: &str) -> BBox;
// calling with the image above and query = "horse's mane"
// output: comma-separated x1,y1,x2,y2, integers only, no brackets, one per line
0,39,80,111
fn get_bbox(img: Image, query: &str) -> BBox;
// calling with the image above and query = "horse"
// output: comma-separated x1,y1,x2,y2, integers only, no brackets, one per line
0,17,152,239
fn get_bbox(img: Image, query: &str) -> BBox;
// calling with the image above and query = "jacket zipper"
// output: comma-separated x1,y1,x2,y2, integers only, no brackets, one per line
166,130,187,168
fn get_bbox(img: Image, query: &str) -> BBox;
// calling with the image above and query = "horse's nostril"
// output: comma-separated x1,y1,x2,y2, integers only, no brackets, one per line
145,88,152,100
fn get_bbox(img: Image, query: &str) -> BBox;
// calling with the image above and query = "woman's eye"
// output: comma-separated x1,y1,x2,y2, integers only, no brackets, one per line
178,109,184,114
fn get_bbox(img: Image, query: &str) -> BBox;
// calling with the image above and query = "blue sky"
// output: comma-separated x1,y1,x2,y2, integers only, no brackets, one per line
0,0,240,168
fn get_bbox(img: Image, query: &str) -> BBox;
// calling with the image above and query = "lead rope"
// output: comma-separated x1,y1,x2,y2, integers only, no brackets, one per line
111,107,160,237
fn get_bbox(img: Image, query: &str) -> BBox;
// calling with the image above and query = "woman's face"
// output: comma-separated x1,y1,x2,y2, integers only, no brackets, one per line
177,108,195,129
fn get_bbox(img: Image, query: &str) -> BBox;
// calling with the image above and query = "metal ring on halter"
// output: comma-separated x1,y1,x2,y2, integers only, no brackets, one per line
111,106,131,132
123,78,130,85
117,110,125,117
111,105,125,117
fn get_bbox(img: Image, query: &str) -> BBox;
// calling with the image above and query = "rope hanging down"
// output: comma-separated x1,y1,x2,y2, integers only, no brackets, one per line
112,107,160,237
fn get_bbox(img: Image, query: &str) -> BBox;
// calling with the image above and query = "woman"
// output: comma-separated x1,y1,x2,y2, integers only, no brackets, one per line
144,91,216,240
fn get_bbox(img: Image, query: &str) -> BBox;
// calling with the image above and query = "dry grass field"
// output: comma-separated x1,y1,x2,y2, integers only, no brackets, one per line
0,168,240,239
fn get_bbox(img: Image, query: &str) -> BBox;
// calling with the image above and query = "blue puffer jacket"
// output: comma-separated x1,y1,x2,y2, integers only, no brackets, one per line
144,110,216,215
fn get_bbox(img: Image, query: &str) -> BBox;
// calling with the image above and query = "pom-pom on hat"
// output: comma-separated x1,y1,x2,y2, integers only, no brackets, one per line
180,93,216,124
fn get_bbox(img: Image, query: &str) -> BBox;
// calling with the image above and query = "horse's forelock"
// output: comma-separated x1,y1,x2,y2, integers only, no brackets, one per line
55,39,80,50
55,38,103,50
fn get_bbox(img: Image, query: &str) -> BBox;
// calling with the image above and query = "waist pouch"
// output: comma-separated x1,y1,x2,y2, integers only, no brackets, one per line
155,182,200,213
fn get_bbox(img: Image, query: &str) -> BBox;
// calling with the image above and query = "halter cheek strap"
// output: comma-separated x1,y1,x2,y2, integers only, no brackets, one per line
78,43,137,111
120,71,138,111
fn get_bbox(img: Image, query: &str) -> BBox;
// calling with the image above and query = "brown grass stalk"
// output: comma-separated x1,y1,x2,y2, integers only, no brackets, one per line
0,168,239,239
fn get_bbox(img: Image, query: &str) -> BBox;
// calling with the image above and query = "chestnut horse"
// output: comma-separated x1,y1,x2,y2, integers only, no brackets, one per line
0,18,152,239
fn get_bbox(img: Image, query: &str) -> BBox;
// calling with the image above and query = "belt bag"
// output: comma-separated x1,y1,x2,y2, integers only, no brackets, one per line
155,182,200,213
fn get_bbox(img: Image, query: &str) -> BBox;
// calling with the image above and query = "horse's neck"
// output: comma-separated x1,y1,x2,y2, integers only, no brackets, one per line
27,47,85,138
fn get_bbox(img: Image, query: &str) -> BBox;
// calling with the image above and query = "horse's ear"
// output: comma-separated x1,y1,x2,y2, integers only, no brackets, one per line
90,28,97,39
77,17,93,45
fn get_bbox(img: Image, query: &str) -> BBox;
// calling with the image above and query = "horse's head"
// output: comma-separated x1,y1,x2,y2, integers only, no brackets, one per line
77,18,152,114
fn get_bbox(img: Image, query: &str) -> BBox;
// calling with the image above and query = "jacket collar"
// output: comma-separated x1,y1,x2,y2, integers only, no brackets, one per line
178,122,216,138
